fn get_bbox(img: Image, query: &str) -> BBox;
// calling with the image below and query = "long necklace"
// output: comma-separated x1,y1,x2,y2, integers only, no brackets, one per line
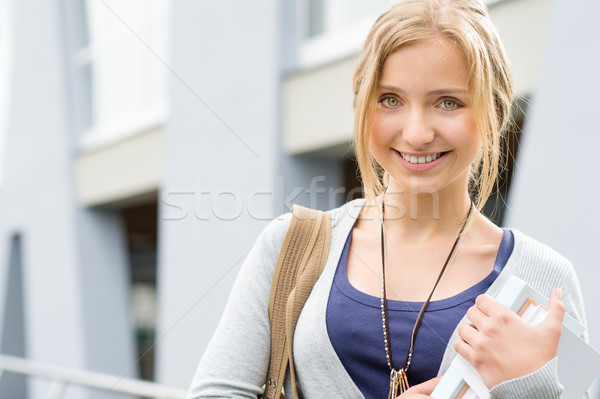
380,200,473,399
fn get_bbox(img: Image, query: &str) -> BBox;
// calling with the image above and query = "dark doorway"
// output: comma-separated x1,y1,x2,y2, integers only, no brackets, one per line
122,201,158,381
481,97,528,225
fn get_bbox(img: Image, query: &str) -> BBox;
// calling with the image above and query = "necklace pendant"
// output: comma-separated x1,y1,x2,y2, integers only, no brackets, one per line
387,369,409,399
387,369,398,399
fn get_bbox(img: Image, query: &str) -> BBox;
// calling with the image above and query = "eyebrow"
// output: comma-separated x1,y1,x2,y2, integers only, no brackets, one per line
378,85,468,96
428,88,468,96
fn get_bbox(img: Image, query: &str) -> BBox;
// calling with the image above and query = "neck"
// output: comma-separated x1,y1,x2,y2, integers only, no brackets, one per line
379,181,473,239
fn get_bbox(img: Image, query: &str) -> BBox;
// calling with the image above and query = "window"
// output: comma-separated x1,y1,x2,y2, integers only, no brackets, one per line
299,0,394,68
305,0,391,39
122,200,159,381
73,0,171,149
298,0,502,70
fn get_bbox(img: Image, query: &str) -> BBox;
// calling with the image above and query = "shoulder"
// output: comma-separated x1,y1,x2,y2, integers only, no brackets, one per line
254,212,293,258
508,228,575,280
330,198,366,231
253,198,365,266
504,228,587,332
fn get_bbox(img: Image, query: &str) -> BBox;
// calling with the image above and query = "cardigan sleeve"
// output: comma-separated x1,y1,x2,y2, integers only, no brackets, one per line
187,213,292,399
489,259,590,399
489,357,563,398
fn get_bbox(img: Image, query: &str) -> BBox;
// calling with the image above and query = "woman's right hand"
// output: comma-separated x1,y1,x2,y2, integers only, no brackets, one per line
396,376,442,399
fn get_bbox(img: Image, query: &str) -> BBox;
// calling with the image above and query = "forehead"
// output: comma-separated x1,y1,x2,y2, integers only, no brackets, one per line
379,38,469,93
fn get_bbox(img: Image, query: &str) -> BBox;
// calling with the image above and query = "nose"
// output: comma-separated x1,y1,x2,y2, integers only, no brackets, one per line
402,108,434,149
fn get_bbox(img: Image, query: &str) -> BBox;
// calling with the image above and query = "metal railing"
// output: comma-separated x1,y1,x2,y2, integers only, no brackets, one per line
0,354,188,399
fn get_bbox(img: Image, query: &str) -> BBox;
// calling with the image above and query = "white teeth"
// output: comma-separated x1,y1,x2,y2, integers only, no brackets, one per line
401,152,444,164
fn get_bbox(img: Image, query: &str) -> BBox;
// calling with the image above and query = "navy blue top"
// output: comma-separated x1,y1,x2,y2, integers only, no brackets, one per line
326,229,514,399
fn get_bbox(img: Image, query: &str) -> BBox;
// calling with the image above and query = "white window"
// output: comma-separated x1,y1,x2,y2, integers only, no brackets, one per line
298,0,398,69
298,0,500,70
74,0,171,150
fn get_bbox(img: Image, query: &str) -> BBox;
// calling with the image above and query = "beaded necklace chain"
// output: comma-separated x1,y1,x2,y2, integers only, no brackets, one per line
380,200,473,399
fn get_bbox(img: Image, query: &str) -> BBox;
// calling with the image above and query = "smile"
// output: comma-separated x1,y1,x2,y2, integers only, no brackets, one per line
399,152,447,164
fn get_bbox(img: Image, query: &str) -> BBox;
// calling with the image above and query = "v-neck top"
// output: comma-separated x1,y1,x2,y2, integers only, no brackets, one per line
326,228,514,399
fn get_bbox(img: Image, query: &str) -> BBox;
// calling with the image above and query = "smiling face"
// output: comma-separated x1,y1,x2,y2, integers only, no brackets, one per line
370,37,481,199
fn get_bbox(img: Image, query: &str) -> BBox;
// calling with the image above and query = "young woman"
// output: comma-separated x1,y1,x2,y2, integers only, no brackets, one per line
188,0,588,398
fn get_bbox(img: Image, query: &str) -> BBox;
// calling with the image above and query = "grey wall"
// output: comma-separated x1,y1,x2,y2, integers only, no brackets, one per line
504,0,600,396
157,0,281,387
276,155,344,214
0,1,136,397
0,2,86,396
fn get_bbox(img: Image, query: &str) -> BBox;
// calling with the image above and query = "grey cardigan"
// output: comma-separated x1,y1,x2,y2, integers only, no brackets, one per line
188,199,588,399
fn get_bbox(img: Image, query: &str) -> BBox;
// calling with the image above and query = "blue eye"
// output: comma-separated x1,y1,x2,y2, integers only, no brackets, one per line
441,99,458,109
380,96,400,108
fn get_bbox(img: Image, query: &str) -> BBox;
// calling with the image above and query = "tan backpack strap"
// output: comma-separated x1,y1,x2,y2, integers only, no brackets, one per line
285,207,331,398
263,206,331,399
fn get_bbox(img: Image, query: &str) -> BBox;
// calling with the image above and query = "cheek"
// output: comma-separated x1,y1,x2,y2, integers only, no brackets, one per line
368,134,384,167
468,128,483,157
369,127,388,166
447,117,481,154
369,115,397,152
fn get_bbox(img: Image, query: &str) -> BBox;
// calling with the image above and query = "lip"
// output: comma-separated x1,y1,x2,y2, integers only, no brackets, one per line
394,150,449,172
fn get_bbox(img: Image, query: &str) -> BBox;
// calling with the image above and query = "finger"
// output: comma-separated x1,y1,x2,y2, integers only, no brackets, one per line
405,375,443,395
475,294,509,316
466,305,487,328
457,322,479,345
454,337,476,364
544,287,566,328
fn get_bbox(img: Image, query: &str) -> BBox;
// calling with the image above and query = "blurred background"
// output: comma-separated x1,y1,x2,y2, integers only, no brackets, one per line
0,0,598,398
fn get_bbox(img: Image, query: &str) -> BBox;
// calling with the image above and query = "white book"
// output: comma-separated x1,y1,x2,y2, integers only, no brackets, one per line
431,276,600,399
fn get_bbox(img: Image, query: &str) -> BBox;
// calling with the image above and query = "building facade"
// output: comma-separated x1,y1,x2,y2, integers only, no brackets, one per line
0,0,597,397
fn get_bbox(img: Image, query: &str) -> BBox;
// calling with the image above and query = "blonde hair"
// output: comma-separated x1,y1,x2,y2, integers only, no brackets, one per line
353,0,513,210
